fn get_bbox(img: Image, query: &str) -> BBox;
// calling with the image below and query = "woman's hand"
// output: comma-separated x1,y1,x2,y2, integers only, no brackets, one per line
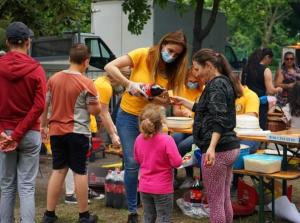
276,87,283,93
181,108,192,117
204,147,216,166
126,81,148,97
150,91,170,105
170,96,194,110
169,96,187,105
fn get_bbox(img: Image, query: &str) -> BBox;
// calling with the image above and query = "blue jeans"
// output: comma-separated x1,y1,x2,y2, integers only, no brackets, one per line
240,140,260,154
116,109,140,213
0,130,41,223
173,133,194,177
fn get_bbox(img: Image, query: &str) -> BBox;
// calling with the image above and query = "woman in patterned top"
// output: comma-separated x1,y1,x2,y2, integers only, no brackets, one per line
275,51,300,107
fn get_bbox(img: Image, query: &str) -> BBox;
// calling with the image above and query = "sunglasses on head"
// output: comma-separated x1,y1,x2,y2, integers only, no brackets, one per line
285,57,294,61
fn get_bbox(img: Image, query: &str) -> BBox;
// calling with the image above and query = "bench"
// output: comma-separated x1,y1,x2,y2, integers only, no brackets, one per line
233,169,300,223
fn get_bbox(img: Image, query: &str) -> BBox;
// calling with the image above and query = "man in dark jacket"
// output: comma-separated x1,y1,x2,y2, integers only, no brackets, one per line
0,21,46,223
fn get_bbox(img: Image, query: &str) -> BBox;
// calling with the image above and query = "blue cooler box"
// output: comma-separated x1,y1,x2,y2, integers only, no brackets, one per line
233,144,250,169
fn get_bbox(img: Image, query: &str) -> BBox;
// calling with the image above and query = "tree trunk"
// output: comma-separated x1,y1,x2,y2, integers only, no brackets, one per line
261,3,277,48
192,0,221,55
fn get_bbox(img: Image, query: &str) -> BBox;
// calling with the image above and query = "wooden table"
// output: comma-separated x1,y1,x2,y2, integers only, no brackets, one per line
168,127,192,134
238,131,300,195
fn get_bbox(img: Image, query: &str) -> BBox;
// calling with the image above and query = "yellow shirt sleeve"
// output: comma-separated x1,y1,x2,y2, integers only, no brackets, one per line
128,48,147,69
90,115,97,133
94,76,113,105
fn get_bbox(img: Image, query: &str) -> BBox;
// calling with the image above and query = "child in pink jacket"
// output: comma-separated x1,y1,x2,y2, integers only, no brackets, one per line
134,104,182,223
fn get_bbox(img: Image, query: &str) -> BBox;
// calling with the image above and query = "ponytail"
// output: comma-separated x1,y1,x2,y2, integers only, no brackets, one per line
139,104,164,139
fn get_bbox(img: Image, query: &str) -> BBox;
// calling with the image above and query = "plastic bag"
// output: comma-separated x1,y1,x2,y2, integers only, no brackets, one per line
178,144,201,169
176,198,209,219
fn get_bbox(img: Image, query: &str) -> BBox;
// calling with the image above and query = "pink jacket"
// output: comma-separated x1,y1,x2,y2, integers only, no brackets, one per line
134,133,182,194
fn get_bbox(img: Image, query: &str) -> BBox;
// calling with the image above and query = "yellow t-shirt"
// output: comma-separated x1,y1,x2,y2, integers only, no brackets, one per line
94,76,113,105
121,48,168,115
235,86,259,115
177,85,203,102
90,76,113,133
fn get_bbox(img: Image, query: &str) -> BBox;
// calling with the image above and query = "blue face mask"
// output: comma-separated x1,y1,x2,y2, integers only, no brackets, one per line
187,81,199,89
161,50,175,63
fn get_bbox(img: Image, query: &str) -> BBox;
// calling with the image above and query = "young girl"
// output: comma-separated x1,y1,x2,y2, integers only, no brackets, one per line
171,49,241,223
134,104,182,223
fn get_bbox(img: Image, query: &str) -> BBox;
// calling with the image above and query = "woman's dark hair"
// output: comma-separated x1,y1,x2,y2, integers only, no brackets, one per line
192,48,242,98
241,48,273,84
281,51,297,71
288,82,300,117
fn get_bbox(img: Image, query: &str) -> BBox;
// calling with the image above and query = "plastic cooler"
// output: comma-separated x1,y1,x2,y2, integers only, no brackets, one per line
243,154,283,173
233,144,250,169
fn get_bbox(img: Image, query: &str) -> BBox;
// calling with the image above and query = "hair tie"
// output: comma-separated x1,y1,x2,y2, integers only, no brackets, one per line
215,52,220,57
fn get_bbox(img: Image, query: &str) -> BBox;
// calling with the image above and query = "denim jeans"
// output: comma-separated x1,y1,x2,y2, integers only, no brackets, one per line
140,192,173,223
240,140,260,154
116,109,140,213
173,133,194,177
0,130,41,223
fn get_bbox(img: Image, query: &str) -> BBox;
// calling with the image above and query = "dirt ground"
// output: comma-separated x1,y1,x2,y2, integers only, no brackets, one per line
7,152,300,223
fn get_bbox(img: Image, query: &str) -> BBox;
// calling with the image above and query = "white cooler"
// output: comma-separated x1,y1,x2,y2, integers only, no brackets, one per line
243,154,283,174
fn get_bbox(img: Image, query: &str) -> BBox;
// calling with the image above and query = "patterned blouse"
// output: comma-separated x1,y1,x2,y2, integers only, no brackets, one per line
277,67,300,107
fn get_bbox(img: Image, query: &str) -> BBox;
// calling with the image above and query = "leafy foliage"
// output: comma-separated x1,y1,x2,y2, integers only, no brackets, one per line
122,0,221,53
0,0,91,37
220,0,297,62
122,0,151,35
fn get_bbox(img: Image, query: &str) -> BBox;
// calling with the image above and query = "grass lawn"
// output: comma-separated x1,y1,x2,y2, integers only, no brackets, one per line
9,154,300,223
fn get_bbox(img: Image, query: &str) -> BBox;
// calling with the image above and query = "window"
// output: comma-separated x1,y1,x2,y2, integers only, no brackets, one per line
31,38,72,57
87,39,101,57
85,38,110,59
85,38,115,70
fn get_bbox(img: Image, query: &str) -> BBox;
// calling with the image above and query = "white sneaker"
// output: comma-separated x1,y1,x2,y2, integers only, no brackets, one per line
88,189,105,200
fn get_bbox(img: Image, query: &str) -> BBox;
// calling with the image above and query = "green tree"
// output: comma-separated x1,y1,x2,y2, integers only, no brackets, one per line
0,0,91,36
122,0,221,54
221,0,295,60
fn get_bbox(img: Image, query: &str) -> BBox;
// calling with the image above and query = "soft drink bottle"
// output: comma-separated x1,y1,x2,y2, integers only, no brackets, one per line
190,176,203,203
105,170,114,207
140,83,165,97
112,170,124,209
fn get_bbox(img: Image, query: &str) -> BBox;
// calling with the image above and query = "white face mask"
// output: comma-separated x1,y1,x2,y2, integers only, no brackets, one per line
161,50,176,63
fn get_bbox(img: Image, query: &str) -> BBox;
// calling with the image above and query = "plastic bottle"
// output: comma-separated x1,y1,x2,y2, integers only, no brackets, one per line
105,170,114,207
89,172,96,185
140,83,165,97
112,170,124,209
190,176,203,203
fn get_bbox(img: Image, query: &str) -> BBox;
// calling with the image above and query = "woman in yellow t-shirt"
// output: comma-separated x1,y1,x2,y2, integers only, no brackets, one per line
172,68,204,189
104,30,188,220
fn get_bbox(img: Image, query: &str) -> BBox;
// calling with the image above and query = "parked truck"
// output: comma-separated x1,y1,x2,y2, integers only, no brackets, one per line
91,0,242,69
30,32,116,79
